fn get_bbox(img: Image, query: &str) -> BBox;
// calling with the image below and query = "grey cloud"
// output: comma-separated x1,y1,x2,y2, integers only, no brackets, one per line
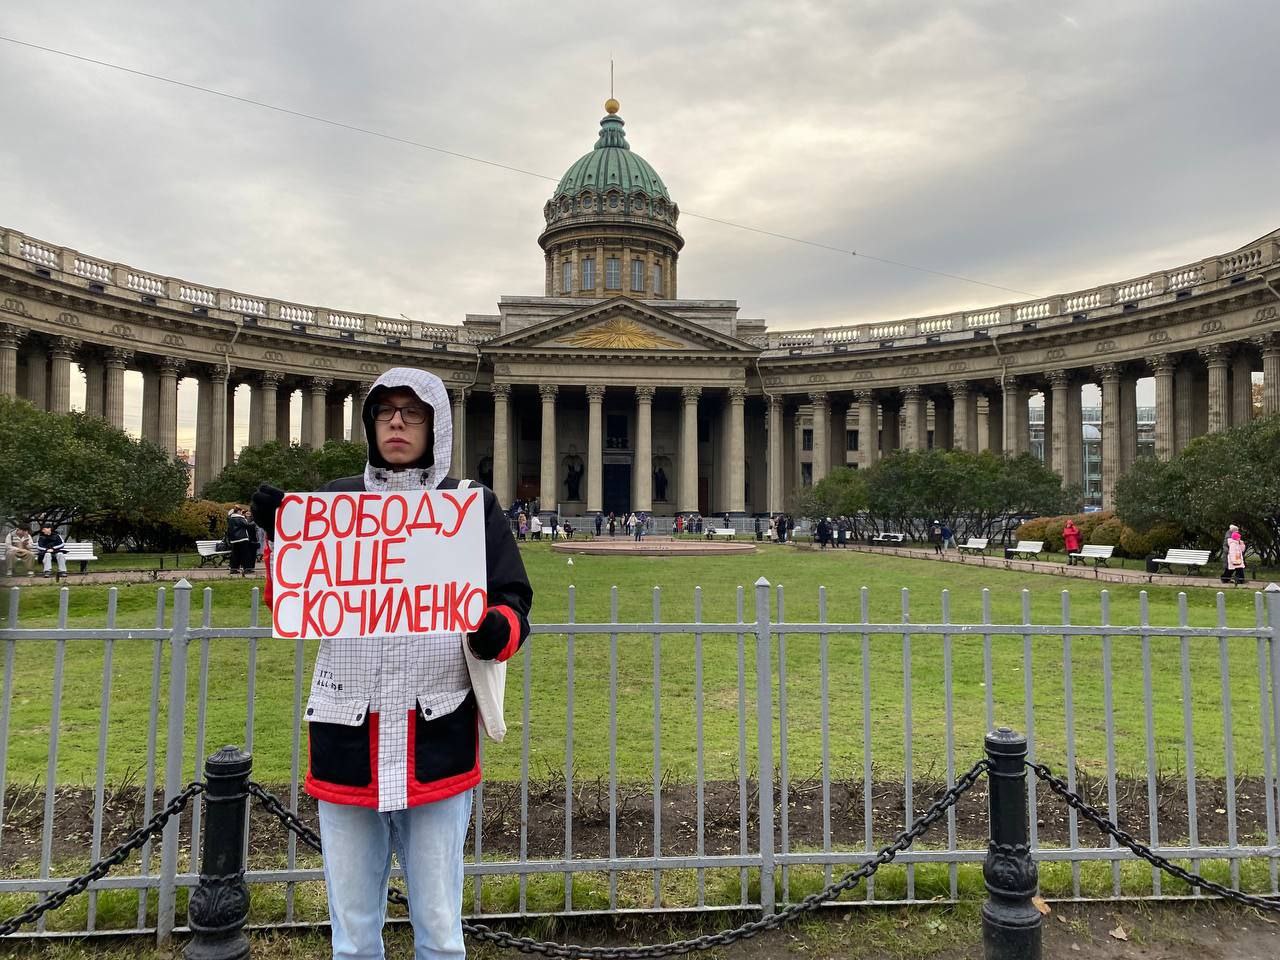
0,0,1276,338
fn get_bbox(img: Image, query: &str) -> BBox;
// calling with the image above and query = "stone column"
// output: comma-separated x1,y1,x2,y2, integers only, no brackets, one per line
881,400,901,452
726,386,746,513
932,396,953,450
1066,383,1083,489
901,385,926,451
586,385,605,514
195,369,212,493
1119,371,1138,474
257,372,282,448
104,349,132,431
679,386,700,512
1174,363,1195,452
451,388,468,477
767,394,784,513
306,378,330,449
352,382,373,442
226,379,238,463
809,392,829,482
1039,391,1053,471
276,384,293,446
492,383,513,506
1044,372,1069,480
986,392,1004,454
0,324,23,398
1231,349,1253,427
538,384,558,513
208,366,230,480
25,342,48,410
82,350,105,419
856,391,879,468
1002,377,1027,455
1200,345,1229,433
1098,363,1121,510
633,386,654,512
325,393,345,443
1150,355,1176,459
48,337,78,414
140,364,159,442
248,376,264,447
158,358,183,456
1257,335,1280,416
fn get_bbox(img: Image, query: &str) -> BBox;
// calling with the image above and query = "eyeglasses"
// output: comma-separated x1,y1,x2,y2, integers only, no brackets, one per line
371,402,430,425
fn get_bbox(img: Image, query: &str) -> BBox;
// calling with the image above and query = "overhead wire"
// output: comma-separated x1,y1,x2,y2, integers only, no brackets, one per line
0,32,1039,299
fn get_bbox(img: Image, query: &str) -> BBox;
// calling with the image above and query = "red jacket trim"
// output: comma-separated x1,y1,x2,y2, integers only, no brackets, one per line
304,711,381,808
406,708,482,806
490,605,522,663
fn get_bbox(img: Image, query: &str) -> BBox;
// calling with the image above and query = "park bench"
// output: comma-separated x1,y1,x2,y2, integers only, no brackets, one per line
1005,540,1044,560
196,540,232,567
1068,544,1115,567
1152,548,1211,574
707,527,736,540
870,532,907,545
58,541,98,574
958,537,989,555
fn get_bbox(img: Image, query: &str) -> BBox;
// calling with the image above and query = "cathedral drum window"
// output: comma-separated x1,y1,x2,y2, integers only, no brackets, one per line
605,257,621,290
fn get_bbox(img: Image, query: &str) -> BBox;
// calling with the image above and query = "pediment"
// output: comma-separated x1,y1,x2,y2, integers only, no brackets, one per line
482,297,758,354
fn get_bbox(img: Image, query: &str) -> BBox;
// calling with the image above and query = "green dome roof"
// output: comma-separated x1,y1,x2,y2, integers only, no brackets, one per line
552,111,671,201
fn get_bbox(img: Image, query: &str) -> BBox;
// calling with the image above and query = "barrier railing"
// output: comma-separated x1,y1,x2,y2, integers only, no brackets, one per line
1,580,1278,951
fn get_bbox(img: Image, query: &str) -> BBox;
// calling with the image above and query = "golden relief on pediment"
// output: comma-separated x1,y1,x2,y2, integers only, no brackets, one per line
557,316,684,350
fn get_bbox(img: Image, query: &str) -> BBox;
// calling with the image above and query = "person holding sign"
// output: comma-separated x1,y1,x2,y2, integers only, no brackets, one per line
251,367,532,960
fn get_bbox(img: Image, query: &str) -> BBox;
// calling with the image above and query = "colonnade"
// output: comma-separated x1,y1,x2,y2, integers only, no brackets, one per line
1,327,368,493
796,337,1278,509
487,382,749,516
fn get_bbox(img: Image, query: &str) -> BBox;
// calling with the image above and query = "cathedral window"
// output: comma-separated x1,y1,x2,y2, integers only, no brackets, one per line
605,258,621,290
561,261,573,294
582,257,596,289
652,263,663,296
631,259,645,292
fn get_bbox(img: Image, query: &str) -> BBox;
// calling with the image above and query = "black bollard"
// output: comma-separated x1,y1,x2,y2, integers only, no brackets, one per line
186,746,253,960
982,728,1042,960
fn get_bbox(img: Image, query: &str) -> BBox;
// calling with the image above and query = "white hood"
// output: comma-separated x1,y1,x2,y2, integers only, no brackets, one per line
360,367,453,491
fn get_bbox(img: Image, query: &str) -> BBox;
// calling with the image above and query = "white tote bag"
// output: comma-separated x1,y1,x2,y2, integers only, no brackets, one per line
463,638,507,742
458,479,507,742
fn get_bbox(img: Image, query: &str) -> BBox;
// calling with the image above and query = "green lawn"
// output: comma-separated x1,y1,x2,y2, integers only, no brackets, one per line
1,543,1274,788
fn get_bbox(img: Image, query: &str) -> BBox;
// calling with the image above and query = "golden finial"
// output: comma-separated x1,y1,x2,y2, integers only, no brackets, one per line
605,98,620,115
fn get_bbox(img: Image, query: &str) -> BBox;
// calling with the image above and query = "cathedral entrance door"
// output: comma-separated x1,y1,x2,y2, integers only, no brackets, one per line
603,463,631,516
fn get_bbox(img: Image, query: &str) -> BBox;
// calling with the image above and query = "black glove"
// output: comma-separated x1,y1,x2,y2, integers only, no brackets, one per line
467,607,514,660
250,484,285,540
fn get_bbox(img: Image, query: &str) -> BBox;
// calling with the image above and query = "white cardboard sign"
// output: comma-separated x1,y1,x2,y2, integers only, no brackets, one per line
271,490,487,640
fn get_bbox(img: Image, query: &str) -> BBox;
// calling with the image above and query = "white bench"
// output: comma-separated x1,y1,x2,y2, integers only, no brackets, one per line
958,537,989,555
1069,544,1115,567
707,527,736,540
196,540,232,567
58,541,98,574
1153,548,1211,574
871,533,907,545
1005,540,1044,560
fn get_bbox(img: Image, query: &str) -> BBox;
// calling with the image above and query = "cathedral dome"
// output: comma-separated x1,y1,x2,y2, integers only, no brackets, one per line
538,100,683,299
541,101,681,232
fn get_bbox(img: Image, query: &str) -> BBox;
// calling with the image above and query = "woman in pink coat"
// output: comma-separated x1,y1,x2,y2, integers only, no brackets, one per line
1226,530,1247,586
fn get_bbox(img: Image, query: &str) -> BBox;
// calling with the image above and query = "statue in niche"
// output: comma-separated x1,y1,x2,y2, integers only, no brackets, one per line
653,466,669,502
563,454,584,501
476,456,493,491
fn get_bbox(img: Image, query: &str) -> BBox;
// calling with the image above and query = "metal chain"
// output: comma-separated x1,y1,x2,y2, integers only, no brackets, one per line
1029,761,1280,912
253,763,988,958
0,781,206,938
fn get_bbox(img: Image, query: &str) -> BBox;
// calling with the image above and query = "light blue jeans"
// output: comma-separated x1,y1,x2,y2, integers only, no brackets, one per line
318,791,472,960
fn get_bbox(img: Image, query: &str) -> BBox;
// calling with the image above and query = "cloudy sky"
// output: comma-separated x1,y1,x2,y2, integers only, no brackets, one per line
2,1,1275,447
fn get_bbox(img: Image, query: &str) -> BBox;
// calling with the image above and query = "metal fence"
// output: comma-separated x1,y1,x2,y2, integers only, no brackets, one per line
1,579,1278,940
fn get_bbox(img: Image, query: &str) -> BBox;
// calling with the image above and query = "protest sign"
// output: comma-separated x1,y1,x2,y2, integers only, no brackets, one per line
271,490,487,640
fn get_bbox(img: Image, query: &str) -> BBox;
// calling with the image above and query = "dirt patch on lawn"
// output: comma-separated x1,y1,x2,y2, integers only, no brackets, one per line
1,773,1269,870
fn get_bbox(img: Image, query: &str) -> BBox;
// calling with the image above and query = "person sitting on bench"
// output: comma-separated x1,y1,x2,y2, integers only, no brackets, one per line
36,524,68,580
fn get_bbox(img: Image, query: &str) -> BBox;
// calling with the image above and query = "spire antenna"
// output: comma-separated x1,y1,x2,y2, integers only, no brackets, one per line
610,57,614,99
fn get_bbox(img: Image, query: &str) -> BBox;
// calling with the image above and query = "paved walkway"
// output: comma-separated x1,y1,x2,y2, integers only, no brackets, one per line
837,542,1271,590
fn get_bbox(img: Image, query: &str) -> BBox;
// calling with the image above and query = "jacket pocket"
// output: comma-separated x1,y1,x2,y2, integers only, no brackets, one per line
307,715,373,788
413,690,477,783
